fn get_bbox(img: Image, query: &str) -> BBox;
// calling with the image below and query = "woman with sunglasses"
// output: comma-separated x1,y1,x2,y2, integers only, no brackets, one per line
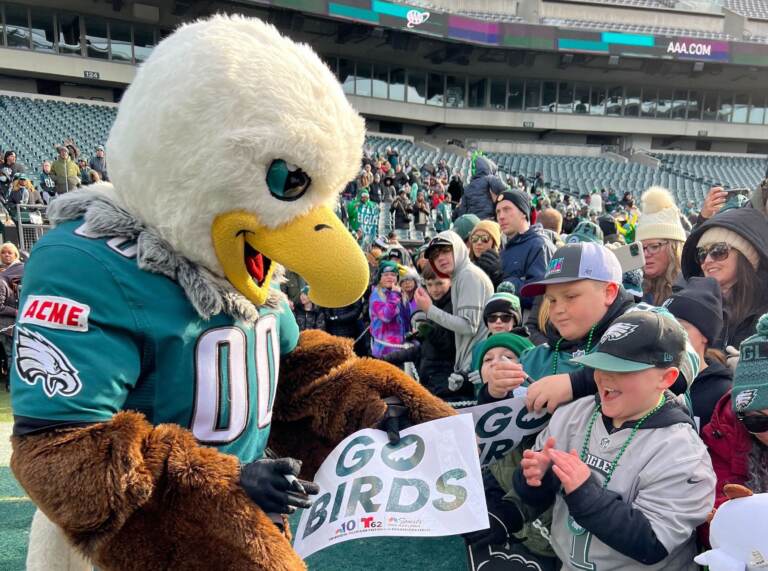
700,313,768,548
681,207,768,349
468,220,503,288
635,187,687,306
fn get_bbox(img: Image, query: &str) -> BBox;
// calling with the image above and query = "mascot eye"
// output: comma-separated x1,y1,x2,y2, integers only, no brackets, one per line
266,159,311,201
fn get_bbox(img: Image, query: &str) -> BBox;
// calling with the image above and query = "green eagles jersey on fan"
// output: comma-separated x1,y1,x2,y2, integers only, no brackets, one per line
11,219,300,463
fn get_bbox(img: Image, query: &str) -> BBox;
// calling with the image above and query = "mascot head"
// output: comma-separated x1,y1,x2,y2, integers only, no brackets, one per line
106,15,368,308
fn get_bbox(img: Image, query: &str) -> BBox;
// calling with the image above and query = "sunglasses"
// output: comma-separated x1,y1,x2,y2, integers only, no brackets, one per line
471,235,492,244
696,242,731,265
738,414,768,434
487,313,513,324
642,241,668,256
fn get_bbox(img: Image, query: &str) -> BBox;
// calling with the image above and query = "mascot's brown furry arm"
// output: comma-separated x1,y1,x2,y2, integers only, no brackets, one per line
12,331,453,570
9,15,454,571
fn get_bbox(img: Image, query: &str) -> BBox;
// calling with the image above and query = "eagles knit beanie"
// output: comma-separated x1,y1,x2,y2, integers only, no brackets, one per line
453,214,481,241
496,189,531,221
483,292,522,326
635,186,687,243
470,220,502,249
732,313,768,414
477,333,535,370
566,221,604,244
376,259,401,282
663,276,724,345
698,226,760,270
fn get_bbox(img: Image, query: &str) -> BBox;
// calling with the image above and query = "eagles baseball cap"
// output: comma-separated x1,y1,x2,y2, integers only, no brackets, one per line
571,311,686,372
520,242,622,297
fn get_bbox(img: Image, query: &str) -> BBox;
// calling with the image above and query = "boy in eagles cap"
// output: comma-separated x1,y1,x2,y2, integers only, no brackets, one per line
516,311,716,570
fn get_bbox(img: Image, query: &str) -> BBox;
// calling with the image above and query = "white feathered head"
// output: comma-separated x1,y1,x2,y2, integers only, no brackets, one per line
104,15,368,307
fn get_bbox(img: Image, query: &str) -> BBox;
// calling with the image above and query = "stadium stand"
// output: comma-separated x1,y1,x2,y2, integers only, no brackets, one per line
0,94,116,170
653,152,767,193
0,93,762,213
724,0,768,20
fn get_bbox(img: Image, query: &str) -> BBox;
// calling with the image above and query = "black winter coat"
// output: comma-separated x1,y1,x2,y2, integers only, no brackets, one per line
382,292,473,402
690,359,732,429
473,250,504,289
294,306,326,331
323,299,363,339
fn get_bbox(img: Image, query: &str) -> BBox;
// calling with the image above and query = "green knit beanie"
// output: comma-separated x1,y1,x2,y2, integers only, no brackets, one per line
733,313,768,414
566,221,604,245
477,333,535,367
452,214,480,241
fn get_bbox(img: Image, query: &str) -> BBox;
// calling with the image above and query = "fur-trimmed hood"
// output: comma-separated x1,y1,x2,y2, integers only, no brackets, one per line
48,188,284,323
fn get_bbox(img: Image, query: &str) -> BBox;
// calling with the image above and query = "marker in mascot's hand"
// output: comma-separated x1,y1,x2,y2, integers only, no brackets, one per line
285,474,307,494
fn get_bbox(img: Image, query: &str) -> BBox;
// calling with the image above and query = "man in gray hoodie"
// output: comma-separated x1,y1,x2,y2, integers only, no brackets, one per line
415,230,493,391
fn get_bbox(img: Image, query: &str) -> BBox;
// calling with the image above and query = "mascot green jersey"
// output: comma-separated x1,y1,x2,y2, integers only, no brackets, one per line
12,219,299,463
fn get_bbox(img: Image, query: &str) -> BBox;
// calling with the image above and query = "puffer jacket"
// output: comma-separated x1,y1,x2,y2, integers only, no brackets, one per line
453,156,506,220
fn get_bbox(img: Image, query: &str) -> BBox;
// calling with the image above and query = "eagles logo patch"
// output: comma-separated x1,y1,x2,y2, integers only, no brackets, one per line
600,322,638,344
15,327,83,398
734,389,758,412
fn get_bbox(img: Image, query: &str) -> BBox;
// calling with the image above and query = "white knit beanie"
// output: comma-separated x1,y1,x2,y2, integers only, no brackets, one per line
698,226,760,269
635,186,687,243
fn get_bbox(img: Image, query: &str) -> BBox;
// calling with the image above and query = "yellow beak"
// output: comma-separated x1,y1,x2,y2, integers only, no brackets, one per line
211,206,369,308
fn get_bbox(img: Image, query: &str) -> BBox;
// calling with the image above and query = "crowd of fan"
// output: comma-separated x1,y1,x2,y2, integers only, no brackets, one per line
0,140,109,209
286,147,768,569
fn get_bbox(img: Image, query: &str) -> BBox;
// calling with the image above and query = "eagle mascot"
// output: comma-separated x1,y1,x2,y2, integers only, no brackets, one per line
10,15,453,570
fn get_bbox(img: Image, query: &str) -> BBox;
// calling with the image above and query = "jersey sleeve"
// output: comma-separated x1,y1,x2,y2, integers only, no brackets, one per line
11,244,142,426
632,428,716,554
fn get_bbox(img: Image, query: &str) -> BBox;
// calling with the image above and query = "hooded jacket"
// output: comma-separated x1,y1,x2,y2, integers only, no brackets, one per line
453,156,506,220
681,208,768,348
382,291,472,402
500,223,555,309
426,231,493,372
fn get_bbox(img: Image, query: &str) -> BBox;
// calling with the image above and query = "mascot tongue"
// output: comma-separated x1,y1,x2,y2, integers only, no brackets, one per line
244,244,266,284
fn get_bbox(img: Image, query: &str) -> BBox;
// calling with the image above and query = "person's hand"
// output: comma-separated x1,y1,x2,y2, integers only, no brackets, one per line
448,372,466,392
485,359,527,399
701,187,728,219
550,449,591,494
414,287,432,312
521,437,556,487
239,458,320,514
377,396,412,444
525,374,573,413
467,369,482,385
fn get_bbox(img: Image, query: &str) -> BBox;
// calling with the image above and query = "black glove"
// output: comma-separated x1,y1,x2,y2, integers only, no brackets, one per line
239,457,320,514
475,250,503,287
463,476,524,549
377,396,412,444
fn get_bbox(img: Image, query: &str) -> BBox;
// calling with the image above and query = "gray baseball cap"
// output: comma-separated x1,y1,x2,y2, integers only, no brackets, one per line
520,242,622,297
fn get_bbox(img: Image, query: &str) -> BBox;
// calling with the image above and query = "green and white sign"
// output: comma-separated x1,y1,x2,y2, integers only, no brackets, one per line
293,415,488,558
460,396,549,466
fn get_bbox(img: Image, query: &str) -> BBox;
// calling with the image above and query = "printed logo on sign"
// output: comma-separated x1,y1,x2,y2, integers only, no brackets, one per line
19,296,90,332
600,323,638,344
546,257,564,277
734,389,758,412
15,327,83,397
406,10,430,28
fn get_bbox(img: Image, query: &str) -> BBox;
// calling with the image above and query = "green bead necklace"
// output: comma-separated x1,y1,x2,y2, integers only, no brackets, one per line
567,394,667,536
551,324,597,375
